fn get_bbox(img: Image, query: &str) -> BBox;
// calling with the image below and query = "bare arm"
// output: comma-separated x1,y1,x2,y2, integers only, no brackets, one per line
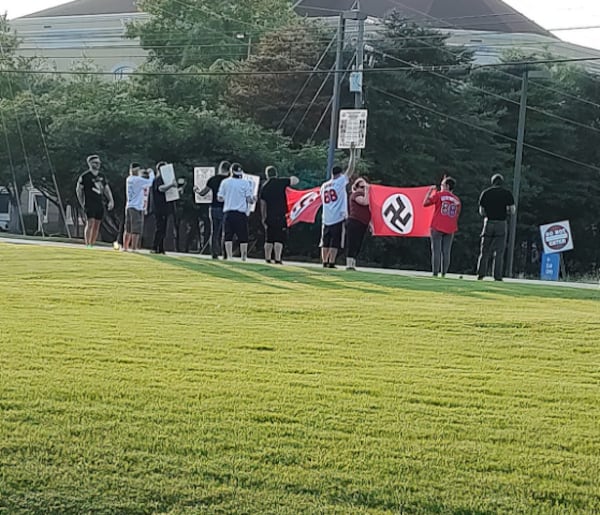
76,180,85,207
423,186,437,207
479,206,486,217
289,176,300,187
508,204,516,215
193,186,210,196
104,184,114,210
159,181,177,193
260,199,268,225
345,148,357,179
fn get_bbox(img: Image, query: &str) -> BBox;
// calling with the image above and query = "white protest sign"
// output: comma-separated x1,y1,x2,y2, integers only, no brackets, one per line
194,167,216,204
338,109,368,149
160,164,180,202
539,220,574,254
243,173,261,213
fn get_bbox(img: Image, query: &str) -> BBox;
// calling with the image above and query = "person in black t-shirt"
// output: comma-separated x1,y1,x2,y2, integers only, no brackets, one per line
151,161,178,254
76,154,114,247
260,165,299,264
193,161,230,259
476,173,516,281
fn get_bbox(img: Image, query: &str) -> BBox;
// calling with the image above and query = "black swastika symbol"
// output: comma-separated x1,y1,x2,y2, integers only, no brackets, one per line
384,196,412,232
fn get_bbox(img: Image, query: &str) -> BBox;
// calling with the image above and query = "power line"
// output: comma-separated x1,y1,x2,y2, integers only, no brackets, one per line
371,86,600,174
378,51,600,136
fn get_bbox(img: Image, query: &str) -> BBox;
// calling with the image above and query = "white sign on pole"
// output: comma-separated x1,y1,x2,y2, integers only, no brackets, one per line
539,220,574,254
338,109,368,149
160,164,180,202
243,173,261,213
194,167,216,204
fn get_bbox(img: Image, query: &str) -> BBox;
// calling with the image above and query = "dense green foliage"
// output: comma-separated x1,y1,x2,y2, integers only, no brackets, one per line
1,3,600,276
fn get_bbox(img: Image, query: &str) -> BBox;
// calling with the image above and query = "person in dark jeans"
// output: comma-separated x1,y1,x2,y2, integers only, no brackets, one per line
151,162,177,254
476,173,516,281
194,161,230,259
345,178,371,271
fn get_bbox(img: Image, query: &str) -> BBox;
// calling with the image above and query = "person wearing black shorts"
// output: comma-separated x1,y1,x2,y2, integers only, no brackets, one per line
217,163,256,261
260,166,299,264
76,155,114,248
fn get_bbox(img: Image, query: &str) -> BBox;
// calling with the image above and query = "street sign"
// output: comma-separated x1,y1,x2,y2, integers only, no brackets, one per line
349,71,363,93
338,109,368,149
539,220,574,254
540,252,560,281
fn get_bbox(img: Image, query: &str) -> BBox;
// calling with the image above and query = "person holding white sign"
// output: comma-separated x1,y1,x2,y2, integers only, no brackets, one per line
194,160,230,259
260,165,299,264
320,147,356,268
217,163,256,261
151,161,178,254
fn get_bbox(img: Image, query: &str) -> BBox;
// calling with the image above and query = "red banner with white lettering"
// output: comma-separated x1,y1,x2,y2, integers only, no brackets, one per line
286,187,322,227
369,185,434,237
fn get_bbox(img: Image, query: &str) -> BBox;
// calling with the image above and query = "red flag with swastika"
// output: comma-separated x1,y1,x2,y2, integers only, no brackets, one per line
286,187,322,227
369,185,434,237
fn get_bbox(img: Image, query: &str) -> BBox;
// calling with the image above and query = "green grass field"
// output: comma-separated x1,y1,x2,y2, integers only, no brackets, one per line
1,243,599,514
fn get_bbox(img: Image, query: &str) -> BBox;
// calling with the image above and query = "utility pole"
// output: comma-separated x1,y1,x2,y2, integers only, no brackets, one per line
326,13,346,178
326,5,367,178
354,2,365,110
507,68,529,278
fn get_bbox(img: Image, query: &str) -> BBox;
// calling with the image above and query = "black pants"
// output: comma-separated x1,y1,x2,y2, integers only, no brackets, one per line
153,211,170,253
346,219,368,259
210,207,225,257
477,219,507,280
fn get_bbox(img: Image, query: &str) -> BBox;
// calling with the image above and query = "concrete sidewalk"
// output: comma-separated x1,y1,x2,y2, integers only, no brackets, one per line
1,236,598,291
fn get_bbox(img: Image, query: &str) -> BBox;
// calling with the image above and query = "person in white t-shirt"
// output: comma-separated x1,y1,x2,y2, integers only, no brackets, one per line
123,163,155,252
320,147,357,268
217,163,256,261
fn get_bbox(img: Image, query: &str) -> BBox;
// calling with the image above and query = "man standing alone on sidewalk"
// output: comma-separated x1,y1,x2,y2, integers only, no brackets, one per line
476,173,516,281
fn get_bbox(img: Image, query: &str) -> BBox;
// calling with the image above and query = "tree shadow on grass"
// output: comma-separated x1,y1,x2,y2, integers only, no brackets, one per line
145,254,292,291
145,254,599,302
332,268,600,302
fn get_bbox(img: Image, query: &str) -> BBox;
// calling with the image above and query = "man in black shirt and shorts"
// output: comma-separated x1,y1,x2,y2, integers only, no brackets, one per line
76,155,114,248
194,161,230,259
260,166,299,264
476,173,516,281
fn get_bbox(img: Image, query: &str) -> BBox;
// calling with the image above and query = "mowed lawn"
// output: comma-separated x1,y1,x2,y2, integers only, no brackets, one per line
1,244,599,515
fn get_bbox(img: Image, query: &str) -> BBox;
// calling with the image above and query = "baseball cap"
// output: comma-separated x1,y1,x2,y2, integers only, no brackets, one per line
231,163,243,177
491,173,504,185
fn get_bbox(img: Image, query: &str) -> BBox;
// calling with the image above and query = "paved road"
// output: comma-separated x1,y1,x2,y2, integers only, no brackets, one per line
1,236,599,291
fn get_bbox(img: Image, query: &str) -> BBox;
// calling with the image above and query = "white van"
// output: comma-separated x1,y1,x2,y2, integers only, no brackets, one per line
0,187,11,231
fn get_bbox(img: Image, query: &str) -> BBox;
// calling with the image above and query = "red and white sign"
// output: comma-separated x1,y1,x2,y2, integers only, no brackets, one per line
369,185,434,237
286,187,322,227
540,220,574,254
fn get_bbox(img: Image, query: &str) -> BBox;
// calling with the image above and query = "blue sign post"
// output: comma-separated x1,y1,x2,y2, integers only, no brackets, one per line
540,253,560,281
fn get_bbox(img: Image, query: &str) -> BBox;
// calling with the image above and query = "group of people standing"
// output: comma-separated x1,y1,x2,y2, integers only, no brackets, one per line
76,151,516,280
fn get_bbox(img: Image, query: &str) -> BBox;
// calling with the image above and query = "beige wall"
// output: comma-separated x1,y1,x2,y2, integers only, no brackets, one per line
11,12,150,78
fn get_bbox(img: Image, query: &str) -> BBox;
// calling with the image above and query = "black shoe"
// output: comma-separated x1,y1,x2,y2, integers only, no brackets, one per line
328,263,337,269
266,259,273,264
477,276,484,281
494,278,503,282
275,260,283,265
323,263,328,268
